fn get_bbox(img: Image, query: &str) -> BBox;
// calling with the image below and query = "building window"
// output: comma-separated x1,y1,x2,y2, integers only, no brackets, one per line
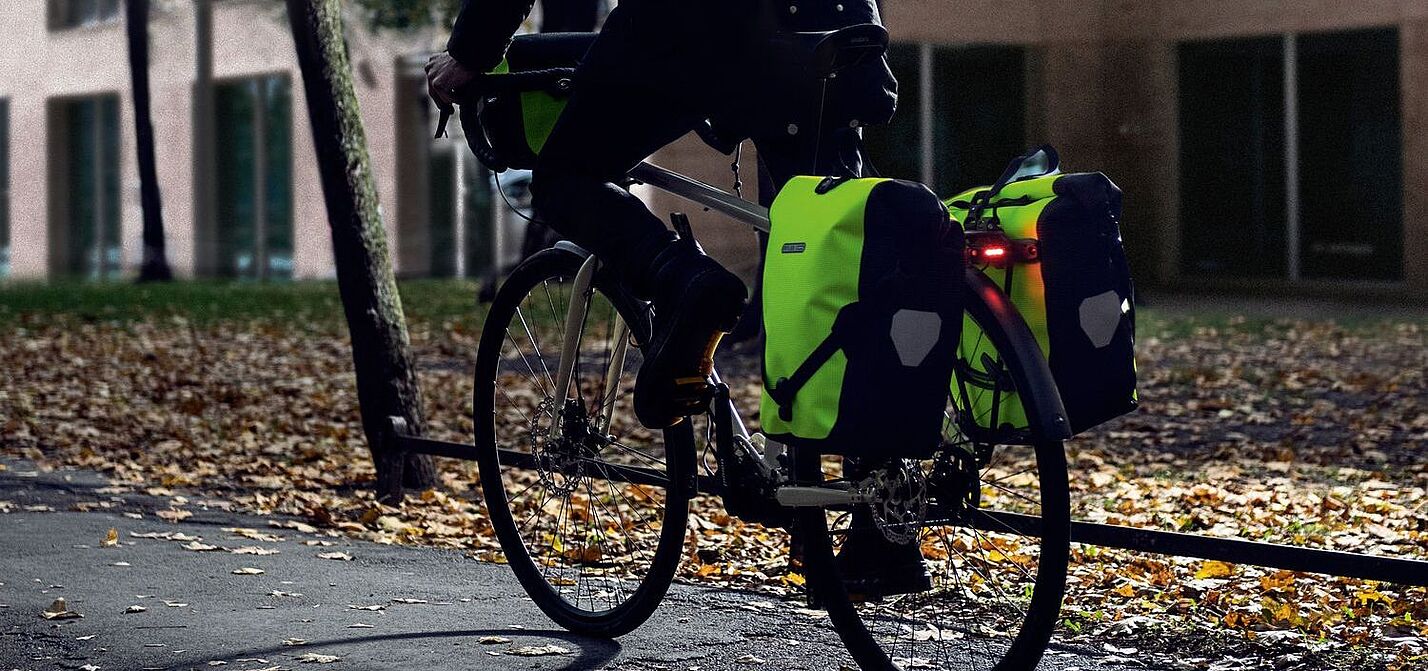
0,99,9,278
1178,28,1401,282
51,95,122,279
49,0,121,30
215,75,293,280
1296,28,1401,281
864,43,1027,195
1178,37,1287,279
425,139,496,278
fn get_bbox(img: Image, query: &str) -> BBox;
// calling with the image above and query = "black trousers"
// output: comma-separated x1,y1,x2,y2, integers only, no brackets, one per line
529,1,866,297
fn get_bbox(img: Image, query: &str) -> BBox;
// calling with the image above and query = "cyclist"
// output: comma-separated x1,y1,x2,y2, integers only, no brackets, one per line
428,0,929,598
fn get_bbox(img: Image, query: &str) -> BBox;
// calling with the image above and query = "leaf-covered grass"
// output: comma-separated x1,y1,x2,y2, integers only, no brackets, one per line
2,280,1426,669
0,279,486,331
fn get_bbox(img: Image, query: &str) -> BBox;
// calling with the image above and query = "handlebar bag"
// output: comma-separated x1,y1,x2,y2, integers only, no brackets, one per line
463,32,593,171
946,146,1138,437
761,176,964,459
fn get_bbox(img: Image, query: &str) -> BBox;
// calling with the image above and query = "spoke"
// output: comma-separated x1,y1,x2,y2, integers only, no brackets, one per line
985,480,1042,509
542,280,568,358
514,306,558,395
504,329,553,399
494,382,539,428
604,440,668,469
505,474,543,507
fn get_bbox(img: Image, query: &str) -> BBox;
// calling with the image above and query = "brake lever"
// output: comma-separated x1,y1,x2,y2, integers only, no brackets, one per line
434,109,452,139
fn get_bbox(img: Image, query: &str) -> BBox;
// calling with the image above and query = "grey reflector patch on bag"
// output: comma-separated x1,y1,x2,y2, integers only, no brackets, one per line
1079,290,1124,348
890,310,941,367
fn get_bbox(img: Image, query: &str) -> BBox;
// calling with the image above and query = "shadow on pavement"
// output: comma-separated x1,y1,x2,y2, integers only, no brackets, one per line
191,628,621,670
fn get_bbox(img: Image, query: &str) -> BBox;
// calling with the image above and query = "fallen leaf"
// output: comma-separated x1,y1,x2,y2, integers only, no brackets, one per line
1194,560,1235,579
163,601,189,608
232,567,265,575
282,638,309,646
225,527,285,543
157,509,193,523
231,546,280,556
41,598,82,620
347,623,375,629
101,528,119,547
297,653,340,663
270,590,304,598
736,654,766,665
316,552,352,561
182,541,221,552
478,636,511,644
390,598,427,604
270,520,319,534
507,645,572,657
76,634,98,641
348,604,384,611
111,562,131,567
124,605,147,614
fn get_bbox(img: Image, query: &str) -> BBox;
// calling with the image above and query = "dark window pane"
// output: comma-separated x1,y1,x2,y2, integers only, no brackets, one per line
862,43,921,181
264,76,294,278
464,162,495,277
217,80,258,278
1297,28,1401,281
53,0,120,29
1179,37,1287,278
100,97,121,278
931,45,1026,193
427,148,456,278
215,75,293,280
60,96,122,279
1,99,9,277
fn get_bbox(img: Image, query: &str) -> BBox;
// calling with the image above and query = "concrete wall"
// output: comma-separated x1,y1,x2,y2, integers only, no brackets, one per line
2,1,1422,298
0,0,435,280
646,0,1427,299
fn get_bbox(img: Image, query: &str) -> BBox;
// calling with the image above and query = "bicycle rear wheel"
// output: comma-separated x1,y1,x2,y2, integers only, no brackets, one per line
474,247,695,637
797,288,1071,670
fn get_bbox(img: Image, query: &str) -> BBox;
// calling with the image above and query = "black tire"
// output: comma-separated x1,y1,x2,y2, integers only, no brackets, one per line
797,286,1072,671
474,247,696,637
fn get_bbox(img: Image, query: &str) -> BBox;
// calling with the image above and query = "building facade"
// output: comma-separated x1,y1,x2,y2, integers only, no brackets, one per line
1,0,1425,300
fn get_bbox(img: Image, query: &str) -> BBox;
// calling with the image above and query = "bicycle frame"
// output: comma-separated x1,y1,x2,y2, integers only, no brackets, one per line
547,162,769,469
387,160,1428,589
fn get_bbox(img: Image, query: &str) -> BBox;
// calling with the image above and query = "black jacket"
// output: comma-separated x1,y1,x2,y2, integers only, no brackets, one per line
446,0,884,71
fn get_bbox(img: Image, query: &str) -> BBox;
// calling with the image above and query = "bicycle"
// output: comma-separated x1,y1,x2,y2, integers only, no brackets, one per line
461,25,1074,671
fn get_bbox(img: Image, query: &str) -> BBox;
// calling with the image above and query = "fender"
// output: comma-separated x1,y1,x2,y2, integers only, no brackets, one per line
963,267,1073,442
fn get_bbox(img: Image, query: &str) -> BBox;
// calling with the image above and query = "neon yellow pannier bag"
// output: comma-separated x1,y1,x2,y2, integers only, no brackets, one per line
761,176,965,458
462,33,590,171
947,146,1137,437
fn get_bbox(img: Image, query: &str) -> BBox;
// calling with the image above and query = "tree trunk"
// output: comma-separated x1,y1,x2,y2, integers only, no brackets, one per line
285,0,437,501
127,0,172,282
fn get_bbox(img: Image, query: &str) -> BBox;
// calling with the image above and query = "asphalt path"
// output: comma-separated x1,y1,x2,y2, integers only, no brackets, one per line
0,460,1141,671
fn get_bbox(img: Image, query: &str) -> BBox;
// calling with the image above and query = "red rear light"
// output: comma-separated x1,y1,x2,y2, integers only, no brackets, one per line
965,232,1038,267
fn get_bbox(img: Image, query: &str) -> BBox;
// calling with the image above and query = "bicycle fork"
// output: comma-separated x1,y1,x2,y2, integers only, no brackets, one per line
551,254,630,440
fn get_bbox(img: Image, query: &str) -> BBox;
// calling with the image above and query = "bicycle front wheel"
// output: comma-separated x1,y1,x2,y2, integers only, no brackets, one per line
474,247,695,637
798,285,1071,670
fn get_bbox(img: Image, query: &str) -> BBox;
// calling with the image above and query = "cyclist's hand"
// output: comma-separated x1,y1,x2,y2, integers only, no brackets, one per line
425,52,478,113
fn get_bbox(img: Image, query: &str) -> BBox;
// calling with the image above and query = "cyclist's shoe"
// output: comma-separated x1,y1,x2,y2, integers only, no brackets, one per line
836,526,932,602
634,242,746,429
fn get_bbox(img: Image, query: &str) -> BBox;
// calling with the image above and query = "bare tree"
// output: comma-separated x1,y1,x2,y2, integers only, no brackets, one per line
285,0,437,501
127,0,172,282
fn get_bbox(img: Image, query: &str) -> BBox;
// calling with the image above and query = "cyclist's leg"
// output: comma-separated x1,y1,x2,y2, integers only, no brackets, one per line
530,18,746,430
530,84,697,293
